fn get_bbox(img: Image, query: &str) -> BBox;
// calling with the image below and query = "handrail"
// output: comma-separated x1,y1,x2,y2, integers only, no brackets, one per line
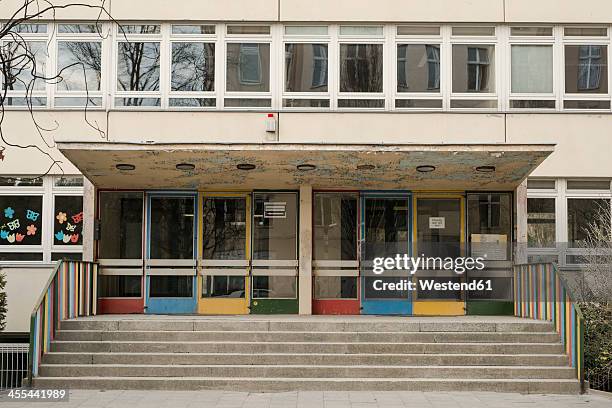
27,260,98,385
513,262,585,393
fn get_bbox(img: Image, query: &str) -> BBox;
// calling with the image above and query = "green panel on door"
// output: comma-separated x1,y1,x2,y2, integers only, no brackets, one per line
251,299,299,314
466,301,514,315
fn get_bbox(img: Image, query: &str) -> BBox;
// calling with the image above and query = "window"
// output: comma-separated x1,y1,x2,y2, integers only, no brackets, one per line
98,275,141,297
53,196,83,246
313,193,357,261
149,276,193,297
340,44,383,93
451,42,496,109
56,25,103,107
564,42,609,109
202,276,245,298
466,47,491,92
527,198,556,248
115,25,161,107
149,196,195,259
0,195,43,247
467,194,512,260
314,276,357,299
98,192,143,259
285,44,328,92
1,34,48,106
397,44,440,92
170,35,215,108
202,197,246,260
252,276,297,299
568,198,611,247
225,43,271,107
252,193,297,261
511,45,553,94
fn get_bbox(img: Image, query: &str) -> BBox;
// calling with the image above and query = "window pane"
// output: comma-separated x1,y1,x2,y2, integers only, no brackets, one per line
567,180,611,190
10,24,47,34
226,43,270,92
527,198,556,248
252,276,297,298
362,198,409,261
313,193,357,260
202,197,246,260
416,199,462,259
224,98,271,108
57,41,102,92
149,276,193,297
568,198,611,247
283,99,329,108
452,45,495,93
452,27,495,36
169,98,215,107
527,179,555,189
285,44,328,92
58,24,100,34
397,26,440,36
54,196,83,246
565,45,608,94
511,27,553,36
0,177,43,186
0,253,43,261
340,44,383,93
467,194,511,260
2,41,47,91
0,195,43,246
510,100,555,109
511,45,553,93
119,25,160,35
149,197,194,259
51,252,82,261
337,99,384,108
395,99,443,109
285,26,328,36
171,42,214,92
339,26,383,36
172,25,215,35
115,97,160,107
253,193,297,260
397,44,440,93
98,275,141,297
55,176,84,187
450,99,497,109
227,25,270,35
202,276,245,298
563,100,610,109
314,276,357,299
98,192,143,259
565,27,607,37
117,42,160,92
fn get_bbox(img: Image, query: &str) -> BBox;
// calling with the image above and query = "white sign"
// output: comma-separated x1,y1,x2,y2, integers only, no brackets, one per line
264,202,287,218
429,217,445,229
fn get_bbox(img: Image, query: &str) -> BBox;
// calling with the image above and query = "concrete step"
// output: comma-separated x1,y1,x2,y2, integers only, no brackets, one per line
32,376,582,394
59,319,555,333
55,330,562,343
50,340,564,354
37,364,577,380
43,352,571,366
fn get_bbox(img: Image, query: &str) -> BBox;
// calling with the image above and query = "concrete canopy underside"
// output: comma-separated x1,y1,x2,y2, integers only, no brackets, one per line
58,143,554,190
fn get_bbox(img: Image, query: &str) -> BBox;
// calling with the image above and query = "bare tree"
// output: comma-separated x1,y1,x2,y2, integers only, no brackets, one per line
0,0,115,178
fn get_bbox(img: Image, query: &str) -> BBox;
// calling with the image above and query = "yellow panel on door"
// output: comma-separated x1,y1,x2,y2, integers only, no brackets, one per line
198,275,250,315
413,301,465,316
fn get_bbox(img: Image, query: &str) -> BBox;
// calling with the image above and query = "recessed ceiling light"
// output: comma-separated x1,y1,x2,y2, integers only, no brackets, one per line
237,163,256,171
357,164,376,171
115,164,135,171
176,163,195,171
416,165,436,173
297,164,317,171
475,165,496,173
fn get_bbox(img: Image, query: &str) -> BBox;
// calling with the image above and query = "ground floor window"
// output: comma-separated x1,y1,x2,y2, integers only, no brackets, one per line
202,275,245,298
252,276,297,299
149,275,193,297
99,275,142,297
313,276,358,299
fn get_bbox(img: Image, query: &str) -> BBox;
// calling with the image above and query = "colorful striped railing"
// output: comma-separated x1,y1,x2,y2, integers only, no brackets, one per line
27,260,98,384
513,263,585,391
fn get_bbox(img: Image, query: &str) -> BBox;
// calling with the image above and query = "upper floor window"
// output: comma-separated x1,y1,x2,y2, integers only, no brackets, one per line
397,44,440,92
340,44,383,93
115,24,161,107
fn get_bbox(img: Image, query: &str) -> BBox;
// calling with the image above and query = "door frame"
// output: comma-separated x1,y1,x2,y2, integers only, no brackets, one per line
145,191,198,314
412,193,466,316
250,190,300,314
360,191,413,315
198,192,251,315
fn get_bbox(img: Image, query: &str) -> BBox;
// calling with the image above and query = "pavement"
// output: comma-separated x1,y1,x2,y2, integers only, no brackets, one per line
1,390,612,408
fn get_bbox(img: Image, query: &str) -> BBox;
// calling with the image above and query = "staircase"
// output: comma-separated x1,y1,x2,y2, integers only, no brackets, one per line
32,316,581,393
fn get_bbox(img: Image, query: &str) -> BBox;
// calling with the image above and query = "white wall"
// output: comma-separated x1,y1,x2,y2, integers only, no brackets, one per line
1,266,54,333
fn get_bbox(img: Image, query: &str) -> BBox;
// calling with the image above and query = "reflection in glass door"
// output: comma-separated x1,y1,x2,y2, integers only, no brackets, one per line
145,193,197,314
199,194,250,314
413,196,465,316
251,192,298,314
361,193,412,315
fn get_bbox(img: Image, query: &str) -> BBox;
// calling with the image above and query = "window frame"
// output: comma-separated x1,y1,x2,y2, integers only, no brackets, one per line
449,25,500,111
507,26,557,111
51,187,84,258
393,26,443,111
562,26,611,111
282,26,331,110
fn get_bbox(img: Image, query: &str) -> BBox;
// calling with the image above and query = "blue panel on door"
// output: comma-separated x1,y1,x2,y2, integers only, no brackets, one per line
360,192,413,316
145,276,197,314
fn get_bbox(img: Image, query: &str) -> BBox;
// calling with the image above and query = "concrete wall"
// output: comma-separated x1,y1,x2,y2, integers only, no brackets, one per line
1,266,54,333
5,0,612,23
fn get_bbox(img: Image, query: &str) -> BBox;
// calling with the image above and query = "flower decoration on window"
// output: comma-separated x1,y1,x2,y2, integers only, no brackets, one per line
4,207,15,219
0,230,8,240
15,233,25,242
56,212,67,224
27,224,37,236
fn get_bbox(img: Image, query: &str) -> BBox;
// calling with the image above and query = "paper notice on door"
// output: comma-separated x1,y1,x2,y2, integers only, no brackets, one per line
471,234,508,260
429,217,445,229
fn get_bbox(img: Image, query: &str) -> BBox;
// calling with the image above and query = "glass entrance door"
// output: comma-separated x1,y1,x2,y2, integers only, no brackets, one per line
413,196,465,316
145,193,197,314
361,194,412,315
199,194,250,314
251,192,299,314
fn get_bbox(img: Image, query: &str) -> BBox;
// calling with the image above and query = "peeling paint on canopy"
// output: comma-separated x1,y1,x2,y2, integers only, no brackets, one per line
58,143,554,190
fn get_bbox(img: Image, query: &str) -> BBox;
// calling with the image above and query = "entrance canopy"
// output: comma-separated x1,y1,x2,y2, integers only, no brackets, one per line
57,143,554,190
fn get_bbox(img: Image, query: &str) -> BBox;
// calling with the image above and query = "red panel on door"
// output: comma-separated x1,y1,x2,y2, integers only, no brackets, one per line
313,299,360,315
97,298,144,314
